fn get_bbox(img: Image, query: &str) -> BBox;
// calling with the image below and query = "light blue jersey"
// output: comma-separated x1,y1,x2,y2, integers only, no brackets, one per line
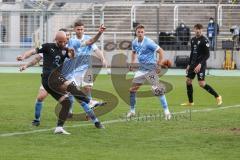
61,35,97,80
132,36,160,71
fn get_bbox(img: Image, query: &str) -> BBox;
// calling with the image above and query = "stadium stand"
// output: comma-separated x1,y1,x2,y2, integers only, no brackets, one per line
0,0,240,68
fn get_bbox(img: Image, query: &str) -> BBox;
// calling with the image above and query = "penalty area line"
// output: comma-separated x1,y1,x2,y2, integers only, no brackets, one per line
0,104,240,137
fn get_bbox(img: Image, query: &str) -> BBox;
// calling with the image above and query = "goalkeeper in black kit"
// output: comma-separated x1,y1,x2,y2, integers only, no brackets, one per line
181,24,222,106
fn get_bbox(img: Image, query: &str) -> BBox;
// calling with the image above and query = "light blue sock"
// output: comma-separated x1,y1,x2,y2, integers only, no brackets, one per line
130,92,136,112
81,102,99,123
159,95,169,112
34,100,43,121
68,94,74,113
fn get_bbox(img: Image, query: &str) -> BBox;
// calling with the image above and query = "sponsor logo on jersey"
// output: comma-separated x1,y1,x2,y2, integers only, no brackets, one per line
50,48,55,54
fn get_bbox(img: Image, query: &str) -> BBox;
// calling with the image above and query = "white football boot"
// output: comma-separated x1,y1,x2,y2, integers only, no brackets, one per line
164,110,171,120
127,111,136,118
54,127,71,135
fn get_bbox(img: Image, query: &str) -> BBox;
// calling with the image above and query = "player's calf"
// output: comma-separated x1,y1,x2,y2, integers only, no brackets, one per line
57,97,72,127
151,85,171,120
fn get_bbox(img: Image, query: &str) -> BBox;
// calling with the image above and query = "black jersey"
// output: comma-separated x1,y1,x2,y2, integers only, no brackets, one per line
36,43,69,75
189,35,210,69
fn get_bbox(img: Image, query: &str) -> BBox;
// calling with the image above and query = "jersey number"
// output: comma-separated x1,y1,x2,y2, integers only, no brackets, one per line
54,56,61,67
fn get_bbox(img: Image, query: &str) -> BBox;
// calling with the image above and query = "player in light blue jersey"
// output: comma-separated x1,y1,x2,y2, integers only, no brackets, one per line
127,24,171,120
61,21,107,116
62,35,97,80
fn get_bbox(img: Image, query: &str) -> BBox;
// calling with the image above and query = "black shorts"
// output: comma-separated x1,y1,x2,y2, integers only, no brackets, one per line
41,68,68,101
186,65,206,81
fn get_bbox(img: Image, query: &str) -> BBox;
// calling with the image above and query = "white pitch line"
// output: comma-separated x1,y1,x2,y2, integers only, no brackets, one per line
0,104,240,137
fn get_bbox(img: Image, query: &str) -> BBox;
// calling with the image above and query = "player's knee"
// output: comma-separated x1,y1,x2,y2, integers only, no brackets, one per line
129,86,139,92
83,86,92,93
186,79,192,85
60,97,72,111
199,81,205,88
37,94,47,101
37,97,45,102
129,88,135,92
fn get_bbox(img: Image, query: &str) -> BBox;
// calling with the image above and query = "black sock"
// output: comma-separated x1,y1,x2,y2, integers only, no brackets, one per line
187,84,193,103
203,84,219,98
57,99,71,126
66,82,90,103
57,119,64,127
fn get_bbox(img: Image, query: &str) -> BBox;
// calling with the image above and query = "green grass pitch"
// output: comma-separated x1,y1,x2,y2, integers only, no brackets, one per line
0,73,240,160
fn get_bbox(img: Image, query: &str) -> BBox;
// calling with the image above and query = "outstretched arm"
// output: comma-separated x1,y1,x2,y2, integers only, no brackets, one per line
19,54,42,72
16,48,36,61
84,24,106,46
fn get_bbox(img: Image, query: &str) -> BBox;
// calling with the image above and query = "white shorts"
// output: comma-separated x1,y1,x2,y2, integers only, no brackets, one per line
133,70,159,85
71,69,93,88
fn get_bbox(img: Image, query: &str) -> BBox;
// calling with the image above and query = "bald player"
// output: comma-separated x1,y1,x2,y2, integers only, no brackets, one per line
23,25,106,134
17,29,72,127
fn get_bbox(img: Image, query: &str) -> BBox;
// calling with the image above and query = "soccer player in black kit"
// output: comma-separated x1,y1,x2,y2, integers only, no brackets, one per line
181,24,222,106
34,25,106,134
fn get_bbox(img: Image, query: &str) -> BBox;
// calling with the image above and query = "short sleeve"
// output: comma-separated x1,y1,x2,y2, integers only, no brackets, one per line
203,38,210,48
36,44,46,54
148,39,160,52
132,41,136,52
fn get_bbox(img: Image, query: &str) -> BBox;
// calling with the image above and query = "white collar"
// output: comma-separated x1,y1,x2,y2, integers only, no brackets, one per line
74,34,85,41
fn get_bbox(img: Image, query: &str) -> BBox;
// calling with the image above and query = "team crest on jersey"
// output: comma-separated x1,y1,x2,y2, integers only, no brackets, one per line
62,50,66,55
